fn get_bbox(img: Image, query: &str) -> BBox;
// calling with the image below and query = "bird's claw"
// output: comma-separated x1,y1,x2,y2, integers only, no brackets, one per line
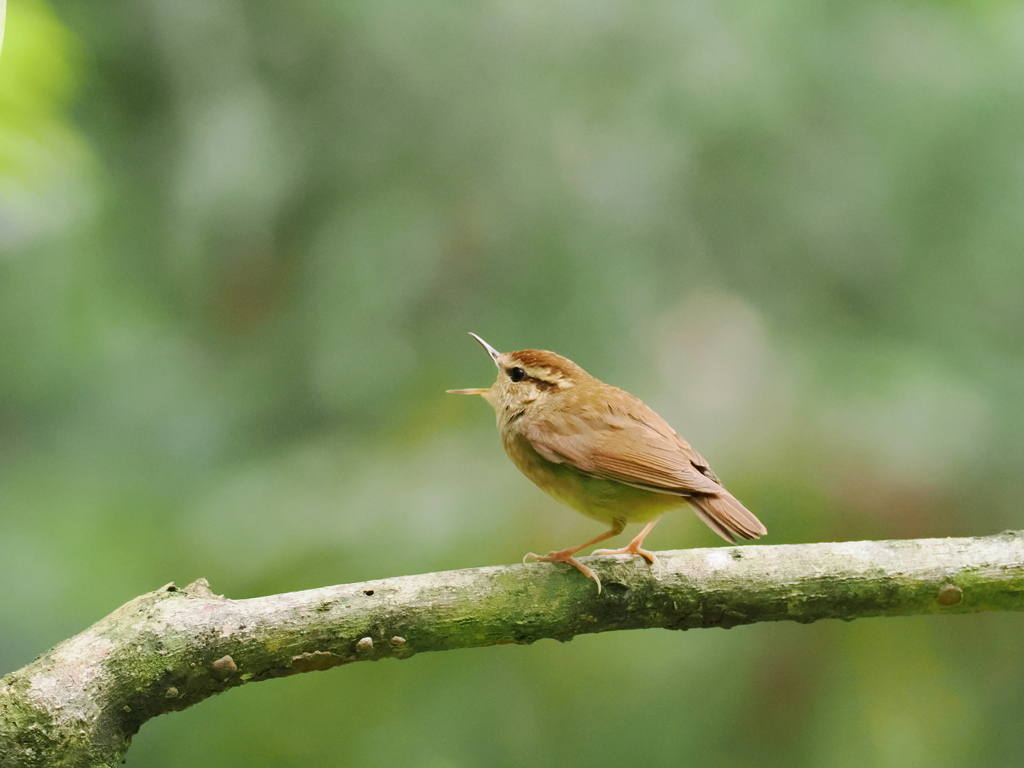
522,550,603,593
592,545,659,565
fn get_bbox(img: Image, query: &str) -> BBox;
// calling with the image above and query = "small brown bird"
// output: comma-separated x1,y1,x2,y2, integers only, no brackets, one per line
449,333,766,591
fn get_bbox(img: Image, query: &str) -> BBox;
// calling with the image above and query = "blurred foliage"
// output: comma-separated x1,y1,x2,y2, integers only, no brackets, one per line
2,0,1024,765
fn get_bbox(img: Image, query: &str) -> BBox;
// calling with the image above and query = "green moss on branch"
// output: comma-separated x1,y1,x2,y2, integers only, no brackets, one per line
2,531,1024,767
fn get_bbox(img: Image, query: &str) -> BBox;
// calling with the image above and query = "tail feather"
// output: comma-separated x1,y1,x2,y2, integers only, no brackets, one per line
688,491,766,543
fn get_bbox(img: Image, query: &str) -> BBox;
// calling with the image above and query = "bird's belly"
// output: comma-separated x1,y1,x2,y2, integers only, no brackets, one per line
502,434,682,525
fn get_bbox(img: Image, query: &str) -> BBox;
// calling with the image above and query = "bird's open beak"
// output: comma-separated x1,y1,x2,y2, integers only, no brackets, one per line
446,333,501,398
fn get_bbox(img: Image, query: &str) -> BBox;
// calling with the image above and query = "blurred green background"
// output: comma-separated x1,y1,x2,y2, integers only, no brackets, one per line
3,0,1024,765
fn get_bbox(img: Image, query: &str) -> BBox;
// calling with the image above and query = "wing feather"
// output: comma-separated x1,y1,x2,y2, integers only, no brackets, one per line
524,395,720,496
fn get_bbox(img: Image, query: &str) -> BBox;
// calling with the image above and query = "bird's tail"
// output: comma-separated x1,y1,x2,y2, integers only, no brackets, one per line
688,490,767,543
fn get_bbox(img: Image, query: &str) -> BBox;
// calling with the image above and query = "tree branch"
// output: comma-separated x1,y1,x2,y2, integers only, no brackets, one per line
2,531,1023,767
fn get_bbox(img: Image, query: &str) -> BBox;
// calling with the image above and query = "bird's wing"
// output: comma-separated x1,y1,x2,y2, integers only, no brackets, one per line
523,395,723,497
522,389,767,542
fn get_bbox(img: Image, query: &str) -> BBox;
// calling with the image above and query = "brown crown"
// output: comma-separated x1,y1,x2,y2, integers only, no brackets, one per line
508,349,586,378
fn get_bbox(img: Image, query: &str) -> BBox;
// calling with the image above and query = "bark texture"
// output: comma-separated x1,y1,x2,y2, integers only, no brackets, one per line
2,531,1023,767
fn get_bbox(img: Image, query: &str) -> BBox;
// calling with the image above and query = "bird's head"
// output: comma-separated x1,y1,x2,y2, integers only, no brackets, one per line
447,333,588,426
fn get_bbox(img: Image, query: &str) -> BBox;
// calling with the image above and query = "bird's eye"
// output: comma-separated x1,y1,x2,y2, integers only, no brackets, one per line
508,367,526,382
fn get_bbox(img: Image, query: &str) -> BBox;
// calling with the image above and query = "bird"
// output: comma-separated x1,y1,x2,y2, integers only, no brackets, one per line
448,333,766,591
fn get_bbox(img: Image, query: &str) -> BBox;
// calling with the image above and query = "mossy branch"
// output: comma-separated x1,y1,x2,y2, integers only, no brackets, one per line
2,531,1024,767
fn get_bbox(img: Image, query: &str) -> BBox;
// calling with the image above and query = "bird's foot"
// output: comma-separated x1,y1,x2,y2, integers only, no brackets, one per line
592,543,659,566
523,550,603,593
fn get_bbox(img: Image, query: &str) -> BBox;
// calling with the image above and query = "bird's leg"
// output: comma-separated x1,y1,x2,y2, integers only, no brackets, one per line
593,519,660,565
524,525,624,593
